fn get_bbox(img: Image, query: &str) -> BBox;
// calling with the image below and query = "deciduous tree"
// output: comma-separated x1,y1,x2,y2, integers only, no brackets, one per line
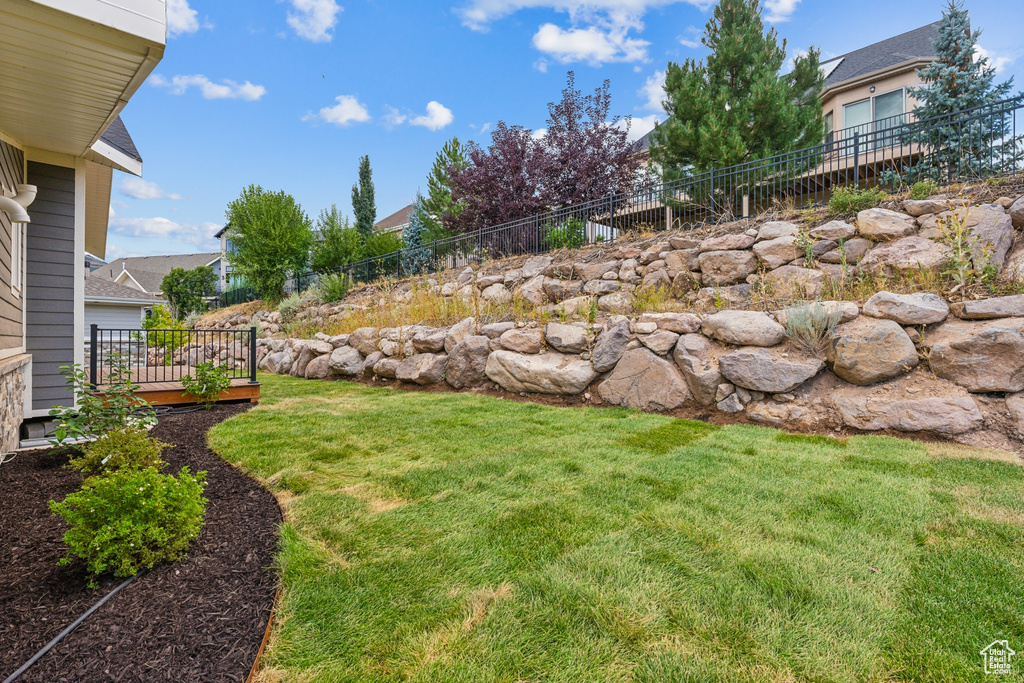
311,204,361,271
160,266,218,320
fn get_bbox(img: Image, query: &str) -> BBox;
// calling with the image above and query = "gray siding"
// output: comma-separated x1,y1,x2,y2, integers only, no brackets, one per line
26,162,75,410
84,303,147,334
0,141,24,350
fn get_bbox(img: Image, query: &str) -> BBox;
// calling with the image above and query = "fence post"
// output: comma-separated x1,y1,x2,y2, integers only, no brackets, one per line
709,171,715,222
249,326,258,384
853,131,860,187
89,324,98,391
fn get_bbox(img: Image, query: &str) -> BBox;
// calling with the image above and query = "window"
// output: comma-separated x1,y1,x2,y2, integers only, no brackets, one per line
10,220,22,297
842,88,906,152
824,110,835,150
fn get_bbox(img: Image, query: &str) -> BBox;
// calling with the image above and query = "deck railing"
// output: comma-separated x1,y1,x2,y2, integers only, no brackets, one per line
218,94,1024,306
87,324,258,387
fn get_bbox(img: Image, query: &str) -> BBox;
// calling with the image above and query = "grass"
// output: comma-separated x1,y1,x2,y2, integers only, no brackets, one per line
210,374,1024,682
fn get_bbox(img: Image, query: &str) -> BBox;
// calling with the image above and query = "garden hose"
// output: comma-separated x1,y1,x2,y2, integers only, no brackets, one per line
2,570,147,683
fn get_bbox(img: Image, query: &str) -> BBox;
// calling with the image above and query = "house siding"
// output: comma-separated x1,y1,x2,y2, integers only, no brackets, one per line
0,140,25,351
84,302,148,334
26,161,75,410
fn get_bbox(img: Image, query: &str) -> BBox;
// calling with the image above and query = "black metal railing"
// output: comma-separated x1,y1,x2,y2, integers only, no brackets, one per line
87,324,258,387
218,95,1023,305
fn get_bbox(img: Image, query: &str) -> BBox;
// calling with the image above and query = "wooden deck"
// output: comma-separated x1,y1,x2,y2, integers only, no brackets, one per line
93,367,261,406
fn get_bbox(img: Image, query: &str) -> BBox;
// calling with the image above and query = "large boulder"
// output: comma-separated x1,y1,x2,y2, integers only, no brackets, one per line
499,328,543,354
481,283,512,303
290,343,316,377
1010,196,1024,229
516,274,548,306
361,351,383,377
638,312,701,334
856,208,917,241
859,237,949,277
761,265,824,299
718,347,824,393
700,233,756,252
544,323,589,354
348,327,379,356
919,204,1014,269
639,330,680,355
522,255,553,279
304,354,331,380
828,317,918,385
263,351,291,375
445,336,490,389
810,220,856,241
329,346,364,376
396,353,448,385
412,327,447,353
591,317,631,373
597,348,691,411
485,351,597,395
756,221,799,241
819,237,871,264
701,310,785,347
542,278,584,302
903,198,948,217
697,250,758,286
833,381,982,435
673,334,725,406
373,357,401,378
574,260,619,281
927,317,1024,392
597,291,634,314
949,295,1024,320
752,235,801,269
863,291,949,325
444,317,476,353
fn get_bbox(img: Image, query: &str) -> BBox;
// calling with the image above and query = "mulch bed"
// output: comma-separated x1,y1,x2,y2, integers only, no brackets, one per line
0,404,281,682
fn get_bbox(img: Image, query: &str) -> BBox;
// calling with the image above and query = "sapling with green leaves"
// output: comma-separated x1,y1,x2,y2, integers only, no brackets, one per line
181,361,232,409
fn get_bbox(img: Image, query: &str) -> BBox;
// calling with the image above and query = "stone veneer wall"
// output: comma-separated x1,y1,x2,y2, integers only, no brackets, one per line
0,355,30,453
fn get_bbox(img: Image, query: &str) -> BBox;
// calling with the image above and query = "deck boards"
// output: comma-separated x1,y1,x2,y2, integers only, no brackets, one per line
93,367,260,406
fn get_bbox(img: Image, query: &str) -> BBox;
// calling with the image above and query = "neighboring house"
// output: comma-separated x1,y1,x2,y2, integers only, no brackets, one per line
214,225,235,291
84,277,163,335
375,205,415,235
0,0,166,451
92,252,223,295
85,251,107,273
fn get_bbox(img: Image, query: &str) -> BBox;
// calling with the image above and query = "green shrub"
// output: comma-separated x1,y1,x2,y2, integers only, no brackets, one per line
278,292,304,323
828,186,885,216
316,272,351,303
782,302,842,359
181,361,232,409
50,357,156,446
141,304,191,352
68,427,169,476
50,466,208,585
909,180,939,200
543,217,587,250
361,231,404,259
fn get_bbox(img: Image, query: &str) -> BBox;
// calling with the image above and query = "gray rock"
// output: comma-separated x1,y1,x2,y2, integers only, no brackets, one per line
640,330,680,355
522,255,553,279
701,310,786,347
485,351,597,394
499,328,543,354
361,351,383,377
304,354,331,379
756,221,800,241
480,322,516,338
591,317,631,373
949,295,1024,320
819,237,872,264
574,260,620,281
716,383,735,402
809,220,856,241
638,312,702,334
396,353,448,385
445,336,490,389
927,317,1024,392
700,233,756,252
597,292,634,314
673,334,724,405
477,275,504,289
1010,196,1024,229
859,237,949,277
698,250,758,286
903,198,948,217
761,265,825,299
834,393,982,435
517,274,548,306
856,208,917,241
329,346,364,376
543,278,585,302
694,284,752,309
775,301,859,327
752,235,802,269
583,279,620,295
544,323,589,354
597,348,691,411
348,327,379,356
373,357,401,378
828,317,918,385
263,351,290,375
717,393,744,413
481,283,512,303
718,347,824,393
919,204,1014,269
444,317,476,353
863,291,949,325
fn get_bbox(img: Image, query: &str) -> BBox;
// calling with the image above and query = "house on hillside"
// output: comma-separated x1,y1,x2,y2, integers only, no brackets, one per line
0,0,166,451
92,252,224,295
375,205,415,235
84,277,163,334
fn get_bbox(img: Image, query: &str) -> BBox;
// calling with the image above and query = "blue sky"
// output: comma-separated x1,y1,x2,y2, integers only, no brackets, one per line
106,0,1023,259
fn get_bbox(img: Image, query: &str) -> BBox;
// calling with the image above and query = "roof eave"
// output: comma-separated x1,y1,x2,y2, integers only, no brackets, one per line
821,57,934,99
85,295,164,305
86,139,143,176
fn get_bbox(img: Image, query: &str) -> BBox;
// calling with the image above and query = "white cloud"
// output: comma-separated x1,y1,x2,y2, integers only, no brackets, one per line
108,216,221,249
975,45,1012,74
120,178,182,201
150,74,266,101
458,1,711,32
306,95,371,126
534,59,550,73
764,0,799,23
167,0,199,37
532,22,649,65
615,114,661,142
287,0,342,43
531,128,548,140
409,101,454,131
678,25,701,49
383,106,408,127
639,69,665,111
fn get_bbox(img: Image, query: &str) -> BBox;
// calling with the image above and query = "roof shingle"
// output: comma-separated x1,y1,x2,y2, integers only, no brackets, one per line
822,22,940,89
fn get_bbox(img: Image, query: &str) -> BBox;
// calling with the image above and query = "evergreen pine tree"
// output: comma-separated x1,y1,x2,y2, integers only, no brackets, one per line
423,138,467,242
649,0,824,177
909,0,1017,178
351,155,376,240
401,193,432,275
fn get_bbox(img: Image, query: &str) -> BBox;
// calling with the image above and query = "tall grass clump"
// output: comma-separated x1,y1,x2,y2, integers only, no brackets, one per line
828,186,885,216
782,302,842,359
316,272,351,303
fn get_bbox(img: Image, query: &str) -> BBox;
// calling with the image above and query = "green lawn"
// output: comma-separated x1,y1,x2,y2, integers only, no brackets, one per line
210,373,1024,683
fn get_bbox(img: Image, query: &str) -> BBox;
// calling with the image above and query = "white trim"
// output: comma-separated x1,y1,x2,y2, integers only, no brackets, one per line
86,139,143,177
0,131,25,151
28,0,167,48
85,295,162,305
74,159,86,399
24,148,78,168
114,269,148,292
0,346,27,362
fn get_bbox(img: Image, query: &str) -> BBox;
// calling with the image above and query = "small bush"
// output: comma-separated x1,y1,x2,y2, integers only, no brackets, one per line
316,272,351,303
50,466,208,585
828,186,885,216
50,357,156,446
278,292,304,323
183,311,203,329
909,180,939,200
782,302,842,359
543,217,587,250
181,361,232,409
67,427,169,476
141,304,190,352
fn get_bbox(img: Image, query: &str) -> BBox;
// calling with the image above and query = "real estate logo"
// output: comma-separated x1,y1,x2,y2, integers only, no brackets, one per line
981,640,1015,675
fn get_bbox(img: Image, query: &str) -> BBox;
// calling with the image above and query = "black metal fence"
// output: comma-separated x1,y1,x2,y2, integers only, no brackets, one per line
87,324,258,387
219,95,1024,305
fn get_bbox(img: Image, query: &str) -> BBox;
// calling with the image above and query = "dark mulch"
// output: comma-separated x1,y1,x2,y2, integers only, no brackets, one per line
0,404,281,682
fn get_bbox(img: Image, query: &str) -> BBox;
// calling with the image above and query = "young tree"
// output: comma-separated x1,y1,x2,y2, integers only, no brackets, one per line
160,266,218,320
447,122,549,232
650,0,824,176
224,185,313,302
909,0,1017,177
401,193,432,274
351,155,376,240
539,72,643,206
423,138,467,242
311,204,362,271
